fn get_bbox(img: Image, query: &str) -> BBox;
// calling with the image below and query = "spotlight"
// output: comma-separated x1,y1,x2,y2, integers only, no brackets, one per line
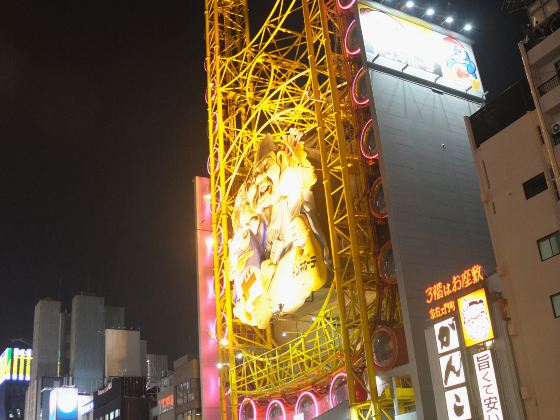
236,353,243,360
405,1,414,7
220,337,229,346
445,16,454,24
426,8,435,16
464,23,472,31
282,332,287,337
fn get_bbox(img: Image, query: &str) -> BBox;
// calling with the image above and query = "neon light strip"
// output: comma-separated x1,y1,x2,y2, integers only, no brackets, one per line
337,0,356,11
351,66,369,106
329,372,347,408
344,19,361,57
360,119,378,160
238,398,258,420
265,399,286,420
295,391,319,418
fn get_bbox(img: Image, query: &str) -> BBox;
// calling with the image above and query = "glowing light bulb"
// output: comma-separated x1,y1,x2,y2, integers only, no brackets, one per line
445,16,454,23
426,8,434,16
405,1,414,8
464,23,472,31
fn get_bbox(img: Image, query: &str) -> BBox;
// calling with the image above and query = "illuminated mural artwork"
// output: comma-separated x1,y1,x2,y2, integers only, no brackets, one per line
229,129,328,329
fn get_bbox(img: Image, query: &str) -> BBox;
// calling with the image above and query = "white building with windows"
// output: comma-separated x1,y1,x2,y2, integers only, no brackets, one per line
465,3,560,417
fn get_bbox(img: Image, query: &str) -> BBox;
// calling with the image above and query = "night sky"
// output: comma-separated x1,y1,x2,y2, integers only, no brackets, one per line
0,1,527,361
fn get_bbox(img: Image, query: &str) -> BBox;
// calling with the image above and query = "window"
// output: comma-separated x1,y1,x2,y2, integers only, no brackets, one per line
523,172,547,199
551,293,560,318
538,231,560,260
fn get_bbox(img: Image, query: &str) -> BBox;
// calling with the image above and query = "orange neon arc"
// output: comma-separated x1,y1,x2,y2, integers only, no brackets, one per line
425,264,484,304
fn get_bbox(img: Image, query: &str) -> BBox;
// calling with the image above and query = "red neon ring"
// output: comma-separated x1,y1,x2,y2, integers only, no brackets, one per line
378,240,397,285
239,397,258,420
368,178,387,219
337,0,357,11
295,391,319,418
351,67,369,107
360,119,378,160
344,19,361,57
265,399,286,420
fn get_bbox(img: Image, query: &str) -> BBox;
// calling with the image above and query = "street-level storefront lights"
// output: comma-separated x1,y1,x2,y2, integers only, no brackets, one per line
265,400,287,420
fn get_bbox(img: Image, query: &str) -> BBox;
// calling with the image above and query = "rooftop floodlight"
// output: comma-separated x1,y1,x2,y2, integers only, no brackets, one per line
405,1,414,8
445,16,454,24
464,23,473,31
426,8,435,16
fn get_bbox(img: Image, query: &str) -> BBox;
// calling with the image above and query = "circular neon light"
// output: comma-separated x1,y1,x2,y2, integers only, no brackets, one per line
239,398,258,419
265,399,287,420
295,391,319,418
206,147,220,175
360,118,378,160
329,372,347,408
368,178,387,219
351,66,369,107
344,19,361,57
213,112,219,133
337,0,357,11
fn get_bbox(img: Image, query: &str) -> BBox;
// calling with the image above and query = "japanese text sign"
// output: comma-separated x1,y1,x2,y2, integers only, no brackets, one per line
473,350,504,420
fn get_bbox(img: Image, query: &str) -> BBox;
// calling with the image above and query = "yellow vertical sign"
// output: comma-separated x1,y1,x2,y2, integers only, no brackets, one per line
458,288,494,347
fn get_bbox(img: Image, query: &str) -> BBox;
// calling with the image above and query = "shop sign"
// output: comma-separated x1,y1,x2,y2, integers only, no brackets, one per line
458,288,494,347
444,386,472,420
439,350,465,388
473,350,504,420
434,317,459,354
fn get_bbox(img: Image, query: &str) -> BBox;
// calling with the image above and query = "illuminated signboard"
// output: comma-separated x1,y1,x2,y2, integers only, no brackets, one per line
49,387,78,420
158,393,174,414
458,288,494,347
228,129,329,328
434,317,459,355
358,2,483,97
0,348,32,385
425,264,484,320
444,386,472,420
473,350,504,419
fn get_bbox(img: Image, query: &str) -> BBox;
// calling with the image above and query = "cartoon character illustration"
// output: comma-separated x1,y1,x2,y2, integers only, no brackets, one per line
442,36,481,92
461,298,491,341
229,128,329,329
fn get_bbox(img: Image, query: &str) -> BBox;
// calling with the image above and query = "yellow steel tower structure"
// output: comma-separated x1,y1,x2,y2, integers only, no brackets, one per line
205,1,407,418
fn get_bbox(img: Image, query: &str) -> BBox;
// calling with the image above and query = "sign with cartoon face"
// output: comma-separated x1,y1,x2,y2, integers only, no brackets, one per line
228,129,329,329
434,317,460,354
445,386,472,420
458,288,494,347
439,350,465,388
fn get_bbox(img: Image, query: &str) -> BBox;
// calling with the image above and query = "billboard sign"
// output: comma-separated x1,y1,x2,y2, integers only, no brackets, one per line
359,3,483,98
458,288,494,347
0,347,32,385
49,388,78,420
